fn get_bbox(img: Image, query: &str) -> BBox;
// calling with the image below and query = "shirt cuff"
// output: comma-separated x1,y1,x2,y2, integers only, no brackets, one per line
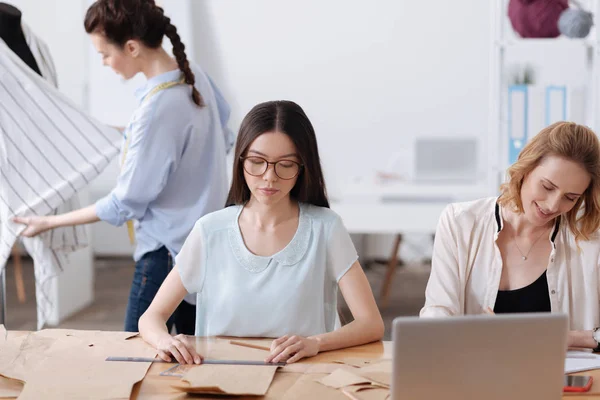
95,193,130,226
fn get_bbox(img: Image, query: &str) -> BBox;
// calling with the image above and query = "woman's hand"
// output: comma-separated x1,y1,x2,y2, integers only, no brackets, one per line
567,330,598,349
265,335,320,364
13,216,53,237
156,334,203,364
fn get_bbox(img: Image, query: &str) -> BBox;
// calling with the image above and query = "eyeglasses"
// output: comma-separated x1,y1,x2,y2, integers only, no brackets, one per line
241,156,303,180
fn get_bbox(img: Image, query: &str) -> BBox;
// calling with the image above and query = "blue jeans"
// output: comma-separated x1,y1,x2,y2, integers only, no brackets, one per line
124,246,195,334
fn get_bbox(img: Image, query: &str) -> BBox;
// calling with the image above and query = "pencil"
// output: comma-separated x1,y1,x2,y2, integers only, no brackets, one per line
229,340,271,352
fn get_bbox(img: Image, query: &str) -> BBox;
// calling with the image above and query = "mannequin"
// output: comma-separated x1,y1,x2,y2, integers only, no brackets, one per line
0,2,41,75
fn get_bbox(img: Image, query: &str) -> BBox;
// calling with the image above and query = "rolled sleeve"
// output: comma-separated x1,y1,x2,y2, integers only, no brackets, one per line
95,193,131,226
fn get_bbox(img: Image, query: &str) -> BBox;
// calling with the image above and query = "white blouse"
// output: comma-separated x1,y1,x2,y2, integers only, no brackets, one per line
421,197,600,331
177,203,358,337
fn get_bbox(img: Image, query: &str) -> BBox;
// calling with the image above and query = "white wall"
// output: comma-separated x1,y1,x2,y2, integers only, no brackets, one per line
7,0,87,105
195,1,491,197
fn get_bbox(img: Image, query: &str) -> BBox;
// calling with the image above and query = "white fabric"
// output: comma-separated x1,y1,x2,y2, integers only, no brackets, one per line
22,23,58,88
0,27,120,328
177,203,358,337
421,197,600,331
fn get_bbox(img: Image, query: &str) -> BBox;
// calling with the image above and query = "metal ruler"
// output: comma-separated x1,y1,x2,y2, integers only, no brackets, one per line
106,356,286,366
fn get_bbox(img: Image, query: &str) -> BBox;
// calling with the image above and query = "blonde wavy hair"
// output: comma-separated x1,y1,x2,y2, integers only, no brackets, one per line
498,121,600,242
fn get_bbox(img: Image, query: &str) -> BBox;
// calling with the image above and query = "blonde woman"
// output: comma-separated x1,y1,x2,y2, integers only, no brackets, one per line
421,121,600,350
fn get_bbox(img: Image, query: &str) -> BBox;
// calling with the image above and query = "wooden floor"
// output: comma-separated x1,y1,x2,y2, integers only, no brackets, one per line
3,257,431,340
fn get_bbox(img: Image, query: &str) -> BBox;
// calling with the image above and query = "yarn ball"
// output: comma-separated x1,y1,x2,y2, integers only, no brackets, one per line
508,0,569,38
558,8,594,38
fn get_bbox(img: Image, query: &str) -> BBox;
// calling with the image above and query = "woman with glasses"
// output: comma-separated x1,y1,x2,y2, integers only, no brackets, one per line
138,100,384,365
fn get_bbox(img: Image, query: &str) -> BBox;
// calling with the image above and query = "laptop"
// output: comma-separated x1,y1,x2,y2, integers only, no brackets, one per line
391,314,568,400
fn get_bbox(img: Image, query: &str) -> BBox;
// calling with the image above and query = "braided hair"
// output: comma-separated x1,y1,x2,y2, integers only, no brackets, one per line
84,0,203,106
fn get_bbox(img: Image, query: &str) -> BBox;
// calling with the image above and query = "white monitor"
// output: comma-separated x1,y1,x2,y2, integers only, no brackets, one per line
413,137,479,183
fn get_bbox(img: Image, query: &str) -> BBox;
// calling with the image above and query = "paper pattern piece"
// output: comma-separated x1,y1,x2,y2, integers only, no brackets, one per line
0,330,154,400
314,362,392,400
355,361,392,387
318,368,373,389
0,376,23,398
341,386,390,400
281,373,349,400
194,337,271,361
174,364,278,396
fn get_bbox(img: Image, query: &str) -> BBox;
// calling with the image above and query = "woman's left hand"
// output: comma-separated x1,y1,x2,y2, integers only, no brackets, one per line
13,215,53,237
265,335,320,364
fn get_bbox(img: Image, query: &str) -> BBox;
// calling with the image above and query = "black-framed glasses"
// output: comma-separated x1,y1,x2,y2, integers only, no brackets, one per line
241,156,303,180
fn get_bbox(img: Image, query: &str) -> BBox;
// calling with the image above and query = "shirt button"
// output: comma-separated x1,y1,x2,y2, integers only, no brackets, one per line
551,290,556,295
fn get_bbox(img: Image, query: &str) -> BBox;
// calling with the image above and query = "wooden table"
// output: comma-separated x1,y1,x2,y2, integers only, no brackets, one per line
2,332,390,399
4,332,600,399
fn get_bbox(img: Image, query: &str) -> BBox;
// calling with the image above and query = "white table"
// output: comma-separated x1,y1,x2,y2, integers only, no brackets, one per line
331,201,448,234
330,181,490,305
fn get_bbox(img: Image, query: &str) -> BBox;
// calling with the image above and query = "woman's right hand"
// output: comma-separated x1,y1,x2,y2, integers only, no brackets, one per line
156,334,203,364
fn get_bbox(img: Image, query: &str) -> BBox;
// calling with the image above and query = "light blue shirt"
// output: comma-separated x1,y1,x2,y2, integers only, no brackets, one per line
96,64,231,262
176,203,359,337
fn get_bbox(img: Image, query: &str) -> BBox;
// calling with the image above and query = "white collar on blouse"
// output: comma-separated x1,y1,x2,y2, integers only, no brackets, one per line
229,203,312,272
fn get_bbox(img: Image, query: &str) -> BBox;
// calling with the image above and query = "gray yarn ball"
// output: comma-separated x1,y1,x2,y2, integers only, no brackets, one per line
558,8,594,38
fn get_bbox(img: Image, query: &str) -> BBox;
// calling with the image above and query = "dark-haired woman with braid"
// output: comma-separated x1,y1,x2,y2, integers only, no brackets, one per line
13,0,233,335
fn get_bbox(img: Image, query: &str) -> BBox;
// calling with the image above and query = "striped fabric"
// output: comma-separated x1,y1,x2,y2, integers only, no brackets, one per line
0,25,120,328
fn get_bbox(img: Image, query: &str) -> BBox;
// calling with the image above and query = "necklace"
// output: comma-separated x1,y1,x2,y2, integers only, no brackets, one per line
513,228,549,261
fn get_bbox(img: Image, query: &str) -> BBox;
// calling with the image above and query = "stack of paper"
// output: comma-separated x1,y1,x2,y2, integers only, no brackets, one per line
565,351,600,373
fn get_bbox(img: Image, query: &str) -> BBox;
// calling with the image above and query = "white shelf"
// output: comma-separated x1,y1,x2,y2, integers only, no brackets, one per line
339,181,489,203
496,37,600,49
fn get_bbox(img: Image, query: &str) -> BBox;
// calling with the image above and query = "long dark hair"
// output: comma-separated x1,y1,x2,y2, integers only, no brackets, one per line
84,0,203,106
226,100,329,208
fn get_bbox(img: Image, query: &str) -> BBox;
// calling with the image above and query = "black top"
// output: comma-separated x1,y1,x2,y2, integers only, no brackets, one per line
494,271,551,313
0,2,41,75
